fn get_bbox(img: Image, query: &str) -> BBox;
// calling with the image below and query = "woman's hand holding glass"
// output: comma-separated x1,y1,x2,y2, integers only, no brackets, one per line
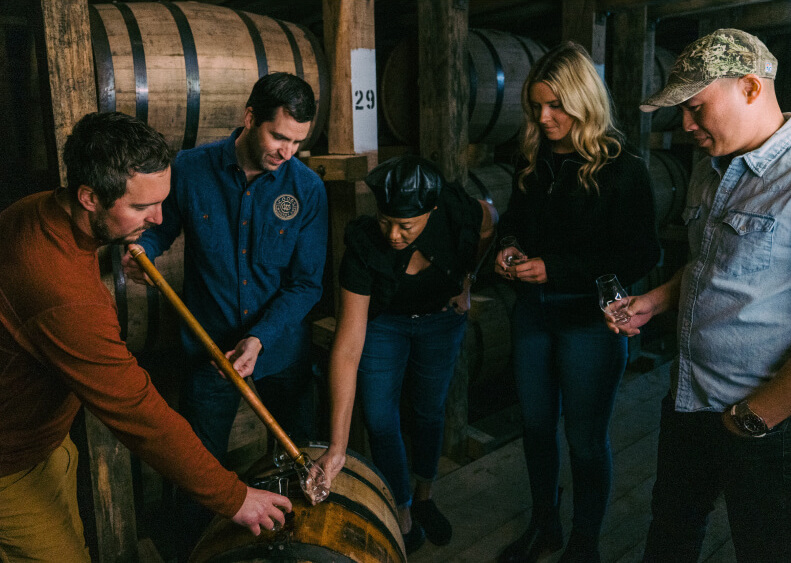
495,236,547,283
499,236,527,268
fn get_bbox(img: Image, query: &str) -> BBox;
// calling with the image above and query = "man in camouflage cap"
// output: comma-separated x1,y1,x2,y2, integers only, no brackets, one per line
605,29,791,561
640,28,777,111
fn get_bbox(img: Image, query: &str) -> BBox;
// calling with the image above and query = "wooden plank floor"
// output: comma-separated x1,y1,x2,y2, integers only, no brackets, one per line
410,361,737,563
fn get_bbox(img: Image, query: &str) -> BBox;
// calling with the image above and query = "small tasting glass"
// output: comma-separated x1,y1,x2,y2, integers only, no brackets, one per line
499,235,527,267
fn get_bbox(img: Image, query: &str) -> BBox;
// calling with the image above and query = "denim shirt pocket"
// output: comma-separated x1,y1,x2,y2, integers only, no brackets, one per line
715,211,775,276
256,223,298,266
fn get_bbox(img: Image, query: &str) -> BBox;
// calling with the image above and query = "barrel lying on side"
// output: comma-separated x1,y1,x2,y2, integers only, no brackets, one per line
464,162,515,217
99,235,185,354
89,2,329,151
189,444,407,563
381,30,547,146
649,150,689,228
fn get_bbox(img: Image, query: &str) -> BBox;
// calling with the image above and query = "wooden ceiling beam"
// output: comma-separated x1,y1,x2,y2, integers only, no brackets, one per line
648,0,774,20
731,1,791,30
597,0,676,11
598,0,775,18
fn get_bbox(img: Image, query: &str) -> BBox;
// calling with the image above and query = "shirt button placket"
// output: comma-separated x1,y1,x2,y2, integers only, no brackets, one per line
239,185,253,319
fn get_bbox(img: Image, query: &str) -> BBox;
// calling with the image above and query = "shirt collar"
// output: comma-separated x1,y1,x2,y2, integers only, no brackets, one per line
48,189,102,253
220,126,287,181
725,113,791,177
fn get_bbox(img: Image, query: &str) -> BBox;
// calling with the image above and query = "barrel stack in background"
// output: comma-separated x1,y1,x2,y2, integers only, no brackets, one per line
89,1,329,152
649,149,689,229
380,29,547,147
649,47,682,132
0,18,50,210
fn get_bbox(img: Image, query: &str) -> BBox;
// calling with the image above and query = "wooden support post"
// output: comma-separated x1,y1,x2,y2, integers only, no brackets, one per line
416,0,469,184
611,7,654,162
32,1,137,560
81,411,139,562
610,7,655,366
304,154,369,314
562,0,607,76
321,0,378,314
416,0,470,459
32,0,97,186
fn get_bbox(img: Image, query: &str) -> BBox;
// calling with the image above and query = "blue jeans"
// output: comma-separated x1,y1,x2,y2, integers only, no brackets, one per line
175,358,315,561
512,289,627,537
180,358,315,463
357,309,468,507
643,393,791,562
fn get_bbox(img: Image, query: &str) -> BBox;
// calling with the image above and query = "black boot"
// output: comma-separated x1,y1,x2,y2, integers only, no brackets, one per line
497,492,563,563
558,530,601,563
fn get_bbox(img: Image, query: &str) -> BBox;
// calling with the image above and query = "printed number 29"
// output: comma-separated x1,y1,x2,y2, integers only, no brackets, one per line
354,89,375,110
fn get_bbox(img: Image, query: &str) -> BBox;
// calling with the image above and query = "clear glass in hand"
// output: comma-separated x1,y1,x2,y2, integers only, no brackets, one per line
596,274,631,324
272,440,290,470
500,235,527,266
267,476,289,530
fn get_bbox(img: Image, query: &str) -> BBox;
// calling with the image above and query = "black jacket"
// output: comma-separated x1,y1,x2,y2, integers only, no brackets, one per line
340,181,483,319
499,141,661,294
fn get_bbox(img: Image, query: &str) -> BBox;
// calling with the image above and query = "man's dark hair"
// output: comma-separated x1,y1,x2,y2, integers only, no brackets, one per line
246,72,316,126
63,111,172,208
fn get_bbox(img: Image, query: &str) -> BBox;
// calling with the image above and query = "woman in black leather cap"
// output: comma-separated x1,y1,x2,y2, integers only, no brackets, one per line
316,155,497,554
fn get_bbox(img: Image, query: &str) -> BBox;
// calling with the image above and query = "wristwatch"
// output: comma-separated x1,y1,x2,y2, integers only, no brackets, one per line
730,400,769,437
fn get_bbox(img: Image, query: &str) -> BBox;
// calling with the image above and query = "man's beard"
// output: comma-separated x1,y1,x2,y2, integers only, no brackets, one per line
89,209,147,245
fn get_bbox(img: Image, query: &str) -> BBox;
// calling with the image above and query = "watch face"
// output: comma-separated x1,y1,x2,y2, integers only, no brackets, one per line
742,412,767,435
734,401,769,436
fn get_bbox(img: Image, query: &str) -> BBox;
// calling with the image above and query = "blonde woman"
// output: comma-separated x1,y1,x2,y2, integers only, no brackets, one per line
495,42,660,563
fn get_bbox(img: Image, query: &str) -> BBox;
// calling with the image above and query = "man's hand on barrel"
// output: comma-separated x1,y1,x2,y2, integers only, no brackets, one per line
232,486,292,535
315,446,346,489
121,244,153,285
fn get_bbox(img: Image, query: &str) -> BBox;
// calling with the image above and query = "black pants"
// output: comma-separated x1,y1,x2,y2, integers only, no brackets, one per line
644,393,791,562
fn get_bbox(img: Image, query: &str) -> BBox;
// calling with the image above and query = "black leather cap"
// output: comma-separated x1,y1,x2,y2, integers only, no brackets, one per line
365,155,443,218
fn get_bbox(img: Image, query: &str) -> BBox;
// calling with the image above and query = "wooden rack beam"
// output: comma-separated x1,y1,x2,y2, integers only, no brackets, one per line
649,0,774,19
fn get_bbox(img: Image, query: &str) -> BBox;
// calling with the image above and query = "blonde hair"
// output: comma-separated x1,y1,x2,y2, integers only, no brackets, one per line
518,42,621,194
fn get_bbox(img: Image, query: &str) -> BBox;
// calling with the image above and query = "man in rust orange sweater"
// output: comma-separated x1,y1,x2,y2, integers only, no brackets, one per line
0,112,291,562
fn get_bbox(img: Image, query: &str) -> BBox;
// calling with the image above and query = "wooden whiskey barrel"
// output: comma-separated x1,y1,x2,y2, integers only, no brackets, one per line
462,285,515,389
650,47,682,132
89,2,329,152
189,444,407,563
465,163,514,216
649,150,689,228
99,234,185,354
381,30,547,146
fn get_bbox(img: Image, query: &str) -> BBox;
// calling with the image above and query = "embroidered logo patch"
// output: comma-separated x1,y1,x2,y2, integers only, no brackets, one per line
273,194,299,220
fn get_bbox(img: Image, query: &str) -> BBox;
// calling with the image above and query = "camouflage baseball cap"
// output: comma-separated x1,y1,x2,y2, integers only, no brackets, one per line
640,28,777,112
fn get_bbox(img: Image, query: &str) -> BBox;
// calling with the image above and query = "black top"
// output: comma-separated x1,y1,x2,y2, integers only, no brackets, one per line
499,141,661,295
340,181,484,318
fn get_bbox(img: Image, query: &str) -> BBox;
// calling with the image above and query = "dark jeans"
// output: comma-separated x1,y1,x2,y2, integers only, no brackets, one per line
512,290,627,537
357,309,468,507
643,392,791,563
174,358,315,561
180,358,316,462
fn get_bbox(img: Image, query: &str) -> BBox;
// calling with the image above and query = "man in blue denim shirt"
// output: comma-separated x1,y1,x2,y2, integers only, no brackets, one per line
606,30,791,561
124,73,327,557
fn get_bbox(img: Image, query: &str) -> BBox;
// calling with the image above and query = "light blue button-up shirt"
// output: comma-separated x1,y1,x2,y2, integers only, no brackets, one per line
139,128,328,377
673,114,791,412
